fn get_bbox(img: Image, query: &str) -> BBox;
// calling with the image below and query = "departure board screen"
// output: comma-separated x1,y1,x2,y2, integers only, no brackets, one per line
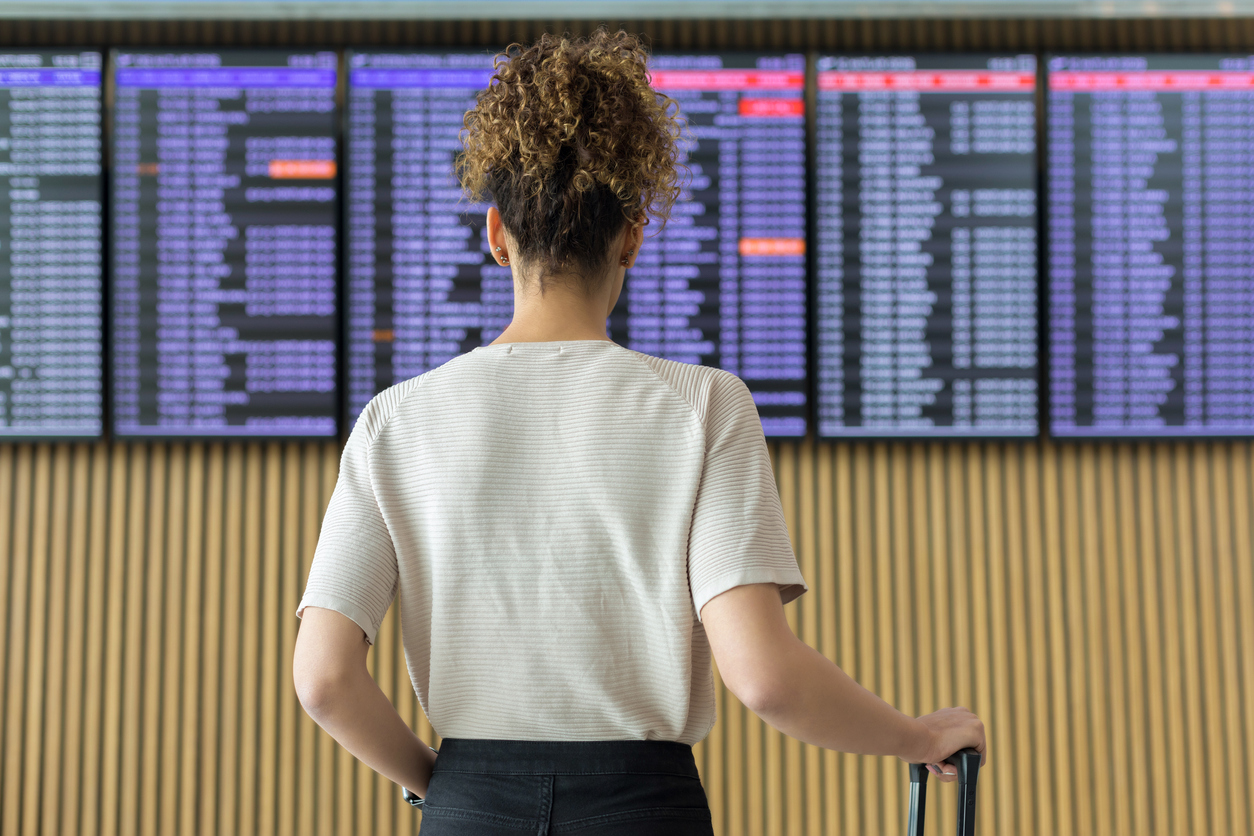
814,55,1040,438
1048,55,1254,437
344,51,808,437
344,51,507,423
111,50,339,438
0,51,102,438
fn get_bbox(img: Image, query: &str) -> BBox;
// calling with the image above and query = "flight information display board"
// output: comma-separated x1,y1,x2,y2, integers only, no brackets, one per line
0,51,103,438
344,50,508,423
344,51,808,437
111,50,339,438
814,54,1040,438
1048,55,1254,437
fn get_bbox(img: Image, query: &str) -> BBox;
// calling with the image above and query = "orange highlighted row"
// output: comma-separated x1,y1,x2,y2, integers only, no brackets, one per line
740,237,805,257
269,159,336,179
739,97,804,117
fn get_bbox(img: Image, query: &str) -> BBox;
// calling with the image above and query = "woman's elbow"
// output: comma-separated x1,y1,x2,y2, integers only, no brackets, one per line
727,668,794,718
292,646,356,718
292,607,371,718
293,666,339,718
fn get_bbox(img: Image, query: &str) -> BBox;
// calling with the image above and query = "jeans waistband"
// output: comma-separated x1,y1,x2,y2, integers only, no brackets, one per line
433,738,700,778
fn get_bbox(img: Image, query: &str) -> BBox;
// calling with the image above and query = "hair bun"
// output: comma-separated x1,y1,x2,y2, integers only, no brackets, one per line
458,29,684,289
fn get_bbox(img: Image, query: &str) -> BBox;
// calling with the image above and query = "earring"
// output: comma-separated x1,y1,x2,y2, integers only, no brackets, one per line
495,246,509,265
621,250,633,266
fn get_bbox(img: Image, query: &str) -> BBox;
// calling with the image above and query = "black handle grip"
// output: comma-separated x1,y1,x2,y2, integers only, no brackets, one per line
907,748,981,836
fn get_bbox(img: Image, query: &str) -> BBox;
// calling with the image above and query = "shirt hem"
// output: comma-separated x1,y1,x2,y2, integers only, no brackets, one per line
296,593,382,645
692,569,809,623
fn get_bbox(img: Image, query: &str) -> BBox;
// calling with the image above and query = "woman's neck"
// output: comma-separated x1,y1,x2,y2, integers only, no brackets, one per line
490,271,618,345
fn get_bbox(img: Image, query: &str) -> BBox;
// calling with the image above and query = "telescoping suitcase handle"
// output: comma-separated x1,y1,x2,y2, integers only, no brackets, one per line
907,749,981,836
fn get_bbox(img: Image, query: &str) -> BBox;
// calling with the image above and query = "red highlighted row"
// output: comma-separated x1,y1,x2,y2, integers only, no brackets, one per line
1050,71,1254,91
738,98,804,117
648,69,804,91
818,70,1035,92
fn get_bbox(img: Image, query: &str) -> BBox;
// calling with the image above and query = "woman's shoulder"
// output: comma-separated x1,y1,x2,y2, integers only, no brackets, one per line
624,350,753,425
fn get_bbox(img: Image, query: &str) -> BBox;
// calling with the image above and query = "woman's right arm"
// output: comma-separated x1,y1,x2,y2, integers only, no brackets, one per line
701,583,986,781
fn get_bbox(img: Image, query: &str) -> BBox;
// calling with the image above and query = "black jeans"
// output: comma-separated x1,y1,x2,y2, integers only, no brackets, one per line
418,739,715,836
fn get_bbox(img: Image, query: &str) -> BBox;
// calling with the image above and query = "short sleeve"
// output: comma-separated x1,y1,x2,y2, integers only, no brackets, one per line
688,375,807,621
297,407,398,644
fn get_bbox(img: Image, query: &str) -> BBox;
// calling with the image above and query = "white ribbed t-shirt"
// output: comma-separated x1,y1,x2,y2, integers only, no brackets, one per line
298,340,806,745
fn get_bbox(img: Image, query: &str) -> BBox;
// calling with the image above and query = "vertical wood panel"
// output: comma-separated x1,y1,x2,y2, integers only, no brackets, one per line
139,446,167,836
1155,444,1191,836
278,445,302,836
179,445,205,836
3,447,31,836
1115,447,1148,836
797,442,820,836
1231,446,1254,836
39,447,71,836
199,444,224,836
1172,446,1210,836
118,446,147,836
1210,445,1247,836
1058,446,1094,834
1133,445,1169,835
238,447,263,836
160,448,187,836
0,437,1249,836
967,450,995,836
259,445,283,836
21,445,51,836
57,446,91,836
0,446,12,835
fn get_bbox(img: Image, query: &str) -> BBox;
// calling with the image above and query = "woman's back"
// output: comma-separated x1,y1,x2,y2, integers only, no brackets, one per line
292,31,985,832
302,340,804,743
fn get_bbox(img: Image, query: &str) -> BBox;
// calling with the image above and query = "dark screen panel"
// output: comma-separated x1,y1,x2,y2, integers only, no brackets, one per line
110,50,339,438
344,51,808,437
815,54,1040,438
0,51,103,438
1048,55,1254,437
344,50,507,424
611,54,809,437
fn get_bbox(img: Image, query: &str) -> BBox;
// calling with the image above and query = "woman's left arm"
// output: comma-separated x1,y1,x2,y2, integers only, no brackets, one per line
293,606,437,796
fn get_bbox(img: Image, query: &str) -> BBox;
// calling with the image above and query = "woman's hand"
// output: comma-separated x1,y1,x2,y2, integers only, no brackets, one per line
905,707,987,783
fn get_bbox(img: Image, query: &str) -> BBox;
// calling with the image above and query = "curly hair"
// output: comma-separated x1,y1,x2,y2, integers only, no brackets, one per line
458,30,684,291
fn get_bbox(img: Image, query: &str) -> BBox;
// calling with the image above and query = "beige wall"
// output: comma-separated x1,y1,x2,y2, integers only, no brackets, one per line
2,13,1254,836
2,441,1252,835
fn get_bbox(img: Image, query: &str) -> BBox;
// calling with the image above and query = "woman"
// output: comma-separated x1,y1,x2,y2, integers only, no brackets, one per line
294,30,985,835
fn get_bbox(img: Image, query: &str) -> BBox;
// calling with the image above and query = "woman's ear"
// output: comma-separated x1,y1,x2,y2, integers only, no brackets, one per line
486,206,509,265
620,220,645,269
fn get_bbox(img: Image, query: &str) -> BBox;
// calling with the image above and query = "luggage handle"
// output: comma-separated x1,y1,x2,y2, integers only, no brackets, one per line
907,748,981,836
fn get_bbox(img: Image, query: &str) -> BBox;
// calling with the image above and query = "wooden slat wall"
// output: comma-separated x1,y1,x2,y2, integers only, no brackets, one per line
2,442,1252,836
3,14,1254,836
